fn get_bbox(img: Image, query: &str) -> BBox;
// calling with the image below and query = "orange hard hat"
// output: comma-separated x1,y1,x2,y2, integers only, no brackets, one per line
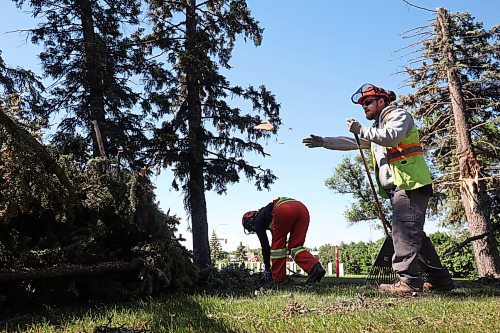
351,83,396,104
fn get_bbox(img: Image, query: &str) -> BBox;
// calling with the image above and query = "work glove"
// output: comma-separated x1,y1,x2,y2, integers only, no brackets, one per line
346,118,362,135
261,269,272,282
302,134,323,148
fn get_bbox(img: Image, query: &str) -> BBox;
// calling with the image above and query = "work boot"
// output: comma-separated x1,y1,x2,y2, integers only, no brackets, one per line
423,280,454,292
379,280,422,294
305,263,326,285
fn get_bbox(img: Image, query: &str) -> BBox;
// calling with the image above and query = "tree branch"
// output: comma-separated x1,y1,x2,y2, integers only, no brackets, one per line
400,22,435,37
0,107,81,212
444,224,500,256
402,0,437,13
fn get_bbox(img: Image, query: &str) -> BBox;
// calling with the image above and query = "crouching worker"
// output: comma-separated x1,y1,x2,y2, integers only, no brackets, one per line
242,197,325,285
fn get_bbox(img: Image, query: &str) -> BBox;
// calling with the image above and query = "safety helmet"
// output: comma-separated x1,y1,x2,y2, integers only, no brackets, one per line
351,83,396,104
242,210,258,235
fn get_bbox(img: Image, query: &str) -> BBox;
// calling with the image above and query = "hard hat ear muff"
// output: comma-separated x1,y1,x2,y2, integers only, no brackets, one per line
389,90,397,102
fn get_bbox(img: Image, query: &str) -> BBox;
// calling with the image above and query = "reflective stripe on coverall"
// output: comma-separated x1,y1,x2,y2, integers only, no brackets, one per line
270,198,319,282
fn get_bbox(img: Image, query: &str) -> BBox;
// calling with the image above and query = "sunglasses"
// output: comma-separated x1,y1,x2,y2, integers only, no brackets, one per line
362,98,378,107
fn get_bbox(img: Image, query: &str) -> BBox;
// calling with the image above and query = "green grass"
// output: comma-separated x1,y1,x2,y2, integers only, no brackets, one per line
2,277,499,333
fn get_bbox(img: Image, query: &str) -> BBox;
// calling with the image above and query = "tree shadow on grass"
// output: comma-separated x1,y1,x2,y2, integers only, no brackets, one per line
0,294,236,333
438,279,500,298
144,294,236,333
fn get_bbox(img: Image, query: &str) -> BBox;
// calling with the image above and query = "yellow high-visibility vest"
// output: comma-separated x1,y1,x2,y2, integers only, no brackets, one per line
372,125,432,198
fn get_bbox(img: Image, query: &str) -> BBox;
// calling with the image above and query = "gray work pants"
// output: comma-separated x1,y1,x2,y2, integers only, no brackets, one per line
391,187,452,289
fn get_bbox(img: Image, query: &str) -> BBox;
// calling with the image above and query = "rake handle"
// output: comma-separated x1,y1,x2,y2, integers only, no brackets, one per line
354,133,390,236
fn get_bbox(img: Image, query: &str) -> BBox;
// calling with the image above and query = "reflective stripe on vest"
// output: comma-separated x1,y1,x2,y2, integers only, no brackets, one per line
387,142,424,164
371,115,432,196
290,246,306,259
275,197,296,208
271,248,287,259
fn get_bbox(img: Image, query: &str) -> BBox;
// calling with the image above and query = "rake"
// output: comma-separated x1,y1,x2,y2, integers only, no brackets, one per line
353,133,398,285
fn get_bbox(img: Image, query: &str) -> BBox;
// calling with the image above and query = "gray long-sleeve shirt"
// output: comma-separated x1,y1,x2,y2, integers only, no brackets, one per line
321,103,414,190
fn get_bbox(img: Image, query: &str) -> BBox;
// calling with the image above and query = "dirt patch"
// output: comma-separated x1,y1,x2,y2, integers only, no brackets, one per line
282,300,310,317
321,294,396,314
281,294,397,318
94,325,147,333
93,317,149,333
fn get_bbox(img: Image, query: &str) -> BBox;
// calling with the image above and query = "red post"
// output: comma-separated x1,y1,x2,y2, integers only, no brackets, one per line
335,245,340,278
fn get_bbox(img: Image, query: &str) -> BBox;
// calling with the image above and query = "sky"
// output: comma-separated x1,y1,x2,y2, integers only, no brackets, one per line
0,1,498,252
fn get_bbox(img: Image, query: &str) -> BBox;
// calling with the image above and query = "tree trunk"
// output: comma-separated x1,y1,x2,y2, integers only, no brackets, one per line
0,261,136,282
91,119,108,173
184,0,211,273
77,0,108,158
91,119,107,158
437,8,500,277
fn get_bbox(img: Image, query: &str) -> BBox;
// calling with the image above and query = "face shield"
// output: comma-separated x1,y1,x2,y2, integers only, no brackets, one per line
351,83,394,104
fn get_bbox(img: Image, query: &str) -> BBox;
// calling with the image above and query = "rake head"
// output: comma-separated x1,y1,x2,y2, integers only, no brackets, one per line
365,235,430,285
366,266,398,285
366,236,398,285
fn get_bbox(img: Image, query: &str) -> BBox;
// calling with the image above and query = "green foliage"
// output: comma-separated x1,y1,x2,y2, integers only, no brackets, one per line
235,241,247,262
13,0,148,165
144,0,281,196
142,0,281,270
209,230,223,263
400,11,499,227
205,264,260,294
9,0,282,273
0,121,74,230
0,130,198,308
318,244,336,268
319,233,477,278
0,52,46,120
133,240,199,293
319,241,382,275
325,155,392,224
398,9,500,276
429,232,477,279
339,240,382,275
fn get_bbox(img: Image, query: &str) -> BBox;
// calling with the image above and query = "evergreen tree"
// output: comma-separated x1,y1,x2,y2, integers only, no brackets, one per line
209,230,223,263
143,0,281,272
0,51,46,121
12,0,148,166
399,8,499,277
235,241,246,263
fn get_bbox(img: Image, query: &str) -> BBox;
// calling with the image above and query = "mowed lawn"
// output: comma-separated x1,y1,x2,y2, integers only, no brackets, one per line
2,277,499,333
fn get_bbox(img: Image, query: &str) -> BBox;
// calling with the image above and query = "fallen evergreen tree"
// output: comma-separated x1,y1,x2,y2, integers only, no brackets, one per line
0,104,198,316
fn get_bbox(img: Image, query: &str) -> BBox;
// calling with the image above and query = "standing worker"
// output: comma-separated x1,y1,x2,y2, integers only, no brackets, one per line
242,197,326,285
302,83,454,294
